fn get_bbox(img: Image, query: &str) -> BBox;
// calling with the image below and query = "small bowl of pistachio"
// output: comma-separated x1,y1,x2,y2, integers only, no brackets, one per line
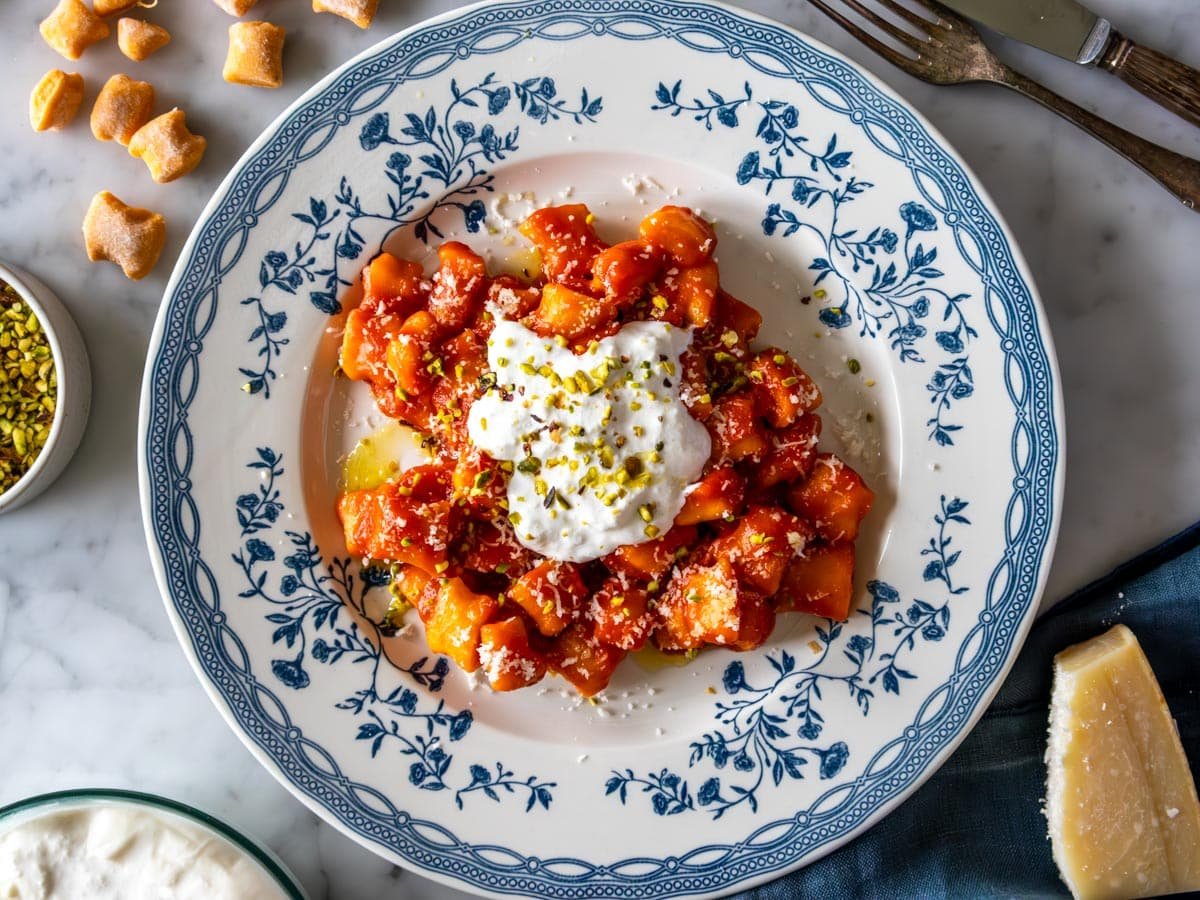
0,261,90,514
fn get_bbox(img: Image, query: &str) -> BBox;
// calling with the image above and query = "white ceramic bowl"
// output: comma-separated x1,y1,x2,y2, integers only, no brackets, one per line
0,261,91,514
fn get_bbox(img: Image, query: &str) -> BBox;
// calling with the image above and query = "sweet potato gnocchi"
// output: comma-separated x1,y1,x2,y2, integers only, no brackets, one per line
93,0,140,15
29,70,85,132
212,0,259,15
335,205,875,696
117,18,171,61
91,74,156,146
222,21,286,89
82,191,166,281
40,0,110,61
128,109,207,183
312,0,379,29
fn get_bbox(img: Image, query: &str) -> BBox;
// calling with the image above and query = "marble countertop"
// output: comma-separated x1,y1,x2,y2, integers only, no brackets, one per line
1,0,1197,897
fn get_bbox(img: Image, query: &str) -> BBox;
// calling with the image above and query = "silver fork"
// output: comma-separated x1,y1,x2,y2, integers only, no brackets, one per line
806,0,1200,212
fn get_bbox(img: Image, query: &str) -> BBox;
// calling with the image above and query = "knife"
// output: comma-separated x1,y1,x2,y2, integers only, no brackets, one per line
938,0,1200,129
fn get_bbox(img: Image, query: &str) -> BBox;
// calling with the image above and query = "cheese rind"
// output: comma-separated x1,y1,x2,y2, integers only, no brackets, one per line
1047,624,1200,900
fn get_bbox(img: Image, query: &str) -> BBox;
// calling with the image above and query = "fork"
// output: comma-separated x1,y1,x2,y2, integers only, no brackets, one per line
807,0,1200,212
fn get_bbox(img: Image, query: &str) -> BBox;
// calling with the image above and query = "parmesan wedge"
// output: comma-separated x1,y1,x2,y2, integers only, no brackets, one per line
1047,624,1200,899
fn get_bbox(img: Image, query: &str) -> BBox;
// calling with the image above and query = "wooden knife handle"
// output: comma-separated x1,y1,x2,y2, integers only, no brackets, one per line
1100,31,1200,130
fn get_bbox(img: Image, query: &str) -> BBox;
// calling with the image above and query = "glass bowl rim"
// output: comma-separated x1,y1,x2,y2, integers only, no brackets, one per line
0,787,307,899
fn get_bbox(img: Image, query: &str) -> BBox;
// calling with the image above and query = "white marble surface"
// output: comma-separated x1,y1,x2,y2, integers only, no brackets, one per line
0,1,1197,897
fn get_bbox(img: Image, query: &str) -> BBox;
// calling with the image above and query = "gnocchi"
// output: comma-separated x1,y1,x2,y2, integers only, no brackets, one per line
222,21,286,89
93,0,140,15
82,191,166,281
29,70,85,132
334,205,876,695
128,109,207,183
117,18,171,61
212,0,259,17
91,74,156,146
39,0,110,61
312,0,379,29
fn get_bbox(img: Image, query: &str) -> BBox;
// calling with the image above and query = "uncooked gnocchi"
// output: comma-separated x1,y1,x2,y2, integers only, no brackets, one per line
212,0,259,16
82,191,167,281
117,18,171,61
93,0,141,15
128,109,207,183
222,21,286,89
30,70,85,132
39,0,110,61
312,0,378,29
91,74,156,146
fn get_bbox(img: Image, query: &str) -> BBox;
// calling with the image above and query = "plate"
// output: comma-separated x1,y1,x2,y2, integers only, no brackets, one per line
138,1,1063,896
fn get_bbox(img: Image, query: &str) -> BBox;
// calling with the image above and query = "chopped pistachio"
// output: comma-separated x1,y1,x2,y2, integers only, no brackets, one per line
0,281,56,496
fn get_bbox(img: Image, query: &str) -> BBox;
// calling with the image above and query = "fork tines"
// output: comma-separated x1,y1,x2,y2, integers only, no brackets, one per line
806,0,937,71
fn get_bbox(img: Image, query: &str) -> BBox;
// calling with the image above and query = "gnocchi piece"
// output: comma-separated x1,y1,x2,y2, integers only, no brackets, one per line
222,21,286,89
29,70,85,132
91,74,156,146
212,0,259,17
93,0,140,15
117,18,171,61
40,0,110,60
82,191,166,281
312,0,378,29
128,109,207,183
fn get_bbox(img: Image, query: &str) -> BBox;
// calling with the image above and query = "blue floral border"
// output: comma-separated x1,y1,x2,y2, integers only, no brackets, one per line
141,1,1061,896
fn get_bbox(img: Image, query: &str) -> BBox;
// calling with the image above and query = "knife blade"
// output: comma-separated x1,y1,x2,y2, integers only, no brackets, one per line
938,0,1200,130
937,0,1112,65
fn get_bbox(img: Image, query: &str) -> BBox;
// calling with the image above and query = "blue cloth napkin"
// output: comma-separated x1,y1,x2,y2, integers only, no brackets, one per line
735,523,1200,900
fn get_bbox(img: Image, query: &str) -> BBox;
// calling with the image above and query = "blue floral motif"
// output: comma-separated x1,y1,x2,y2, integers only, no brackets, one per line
926,357,975,446
237,299,290,397
231,448,554,811
920,496,971,593
515,77,603,124
652,81,978,443
606,496,970,818
456,763,556,812
653,80,753,132
604,769,694,816
900,201,938,232
241,73,603,398
235,447,284,532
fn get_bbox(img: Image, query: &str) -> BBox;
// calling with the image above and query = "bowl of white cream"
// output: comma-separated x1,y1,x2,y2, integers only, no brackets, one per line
0,789,306,899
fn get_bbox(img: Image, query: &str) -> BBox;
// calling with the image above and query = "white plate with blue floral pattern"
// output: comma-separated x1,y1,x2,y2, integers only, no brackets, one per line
139,1,1064,896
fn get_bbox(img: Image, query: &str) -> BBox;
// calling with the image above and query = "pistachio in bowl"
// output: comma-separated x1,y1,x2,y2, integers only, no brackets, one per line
0,261,90,513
